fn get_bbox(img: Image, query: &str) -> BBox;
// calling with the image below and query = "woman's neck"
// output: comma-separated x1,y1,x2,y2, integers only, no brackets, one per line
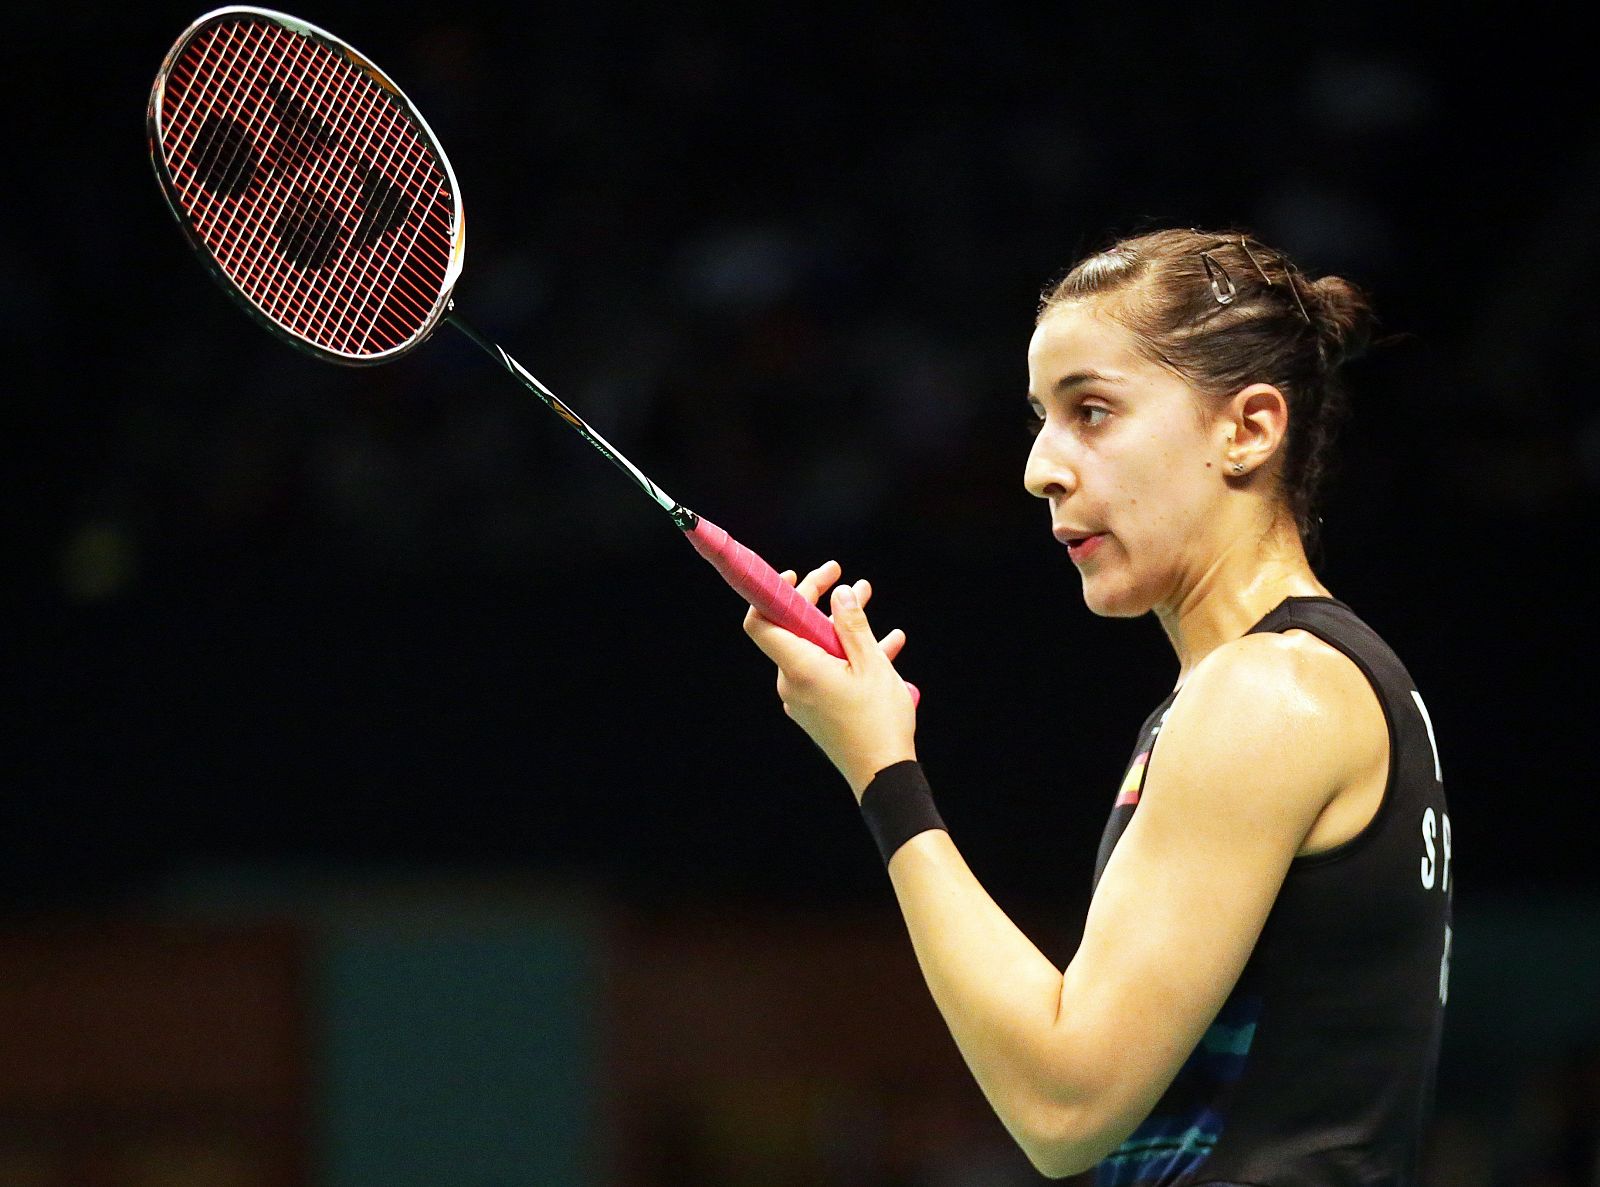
1158,514,1330,689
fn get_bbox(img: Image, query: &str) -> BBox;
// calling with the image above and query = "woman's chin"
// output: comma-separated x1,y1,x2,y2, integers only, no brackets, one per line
1079,577,1152,620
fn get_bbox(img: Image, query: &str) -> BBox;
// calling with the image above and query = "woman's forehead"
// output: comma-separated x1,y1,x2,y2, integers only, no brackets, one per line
1028,304,1146,384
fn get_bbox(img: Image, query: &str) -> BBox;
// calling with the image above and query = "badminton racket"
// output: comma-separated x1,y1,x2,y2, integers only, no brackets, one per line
147,5,916,702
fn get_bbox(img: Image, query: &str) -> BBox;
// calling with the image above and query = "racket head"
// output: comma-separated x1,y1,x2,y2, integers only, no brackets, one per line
148,6,465,366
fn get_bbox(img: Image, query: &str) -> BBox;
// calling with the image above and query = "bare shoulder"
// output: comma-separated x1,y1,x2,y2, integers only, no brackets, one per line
1153,628,1385,839
1184,628,1376,728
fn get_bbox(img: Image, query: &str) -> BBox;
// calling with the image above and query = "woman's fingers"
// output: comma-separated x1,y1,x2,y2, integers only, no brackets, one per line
746,563,903,668
879,627,907,663
795,559,841,607
772,565,870,611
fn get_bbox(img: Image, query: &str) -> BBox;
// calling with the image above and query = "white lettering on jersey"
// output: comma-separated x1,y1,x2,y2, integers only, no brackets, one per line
1441,812,1452,893
1421,807,1436,889
1411,690,1442,783
1420,807,1453,893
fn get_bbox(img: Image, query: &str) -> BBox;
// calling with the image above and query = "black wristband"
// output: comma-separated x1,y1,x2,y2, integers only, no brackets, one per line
859,760,946,864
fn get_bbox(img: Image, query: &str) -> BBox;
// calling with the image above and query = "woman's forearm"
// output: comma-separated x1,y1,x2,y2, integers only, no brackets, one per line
885,828,1100,1176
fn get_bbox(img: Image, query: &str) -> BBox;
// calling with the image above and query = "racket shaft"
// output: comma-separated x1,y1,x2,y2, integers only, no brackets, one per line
448,319,920,702
687,518,920,704
448,315,681,516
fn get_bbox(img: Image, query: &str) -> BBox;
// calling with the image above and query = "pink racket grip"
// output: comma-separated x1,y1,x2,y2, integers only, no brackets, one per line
686,516,920,706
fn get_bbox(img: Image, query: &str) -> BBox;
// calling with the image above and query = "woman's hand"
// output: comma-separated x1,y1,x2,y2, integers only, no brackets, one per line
742,559,917,800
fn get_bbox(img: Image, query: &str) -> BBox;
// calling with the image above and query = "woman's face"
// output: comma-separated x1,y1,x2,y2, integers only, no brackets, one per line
1024,302,1233,618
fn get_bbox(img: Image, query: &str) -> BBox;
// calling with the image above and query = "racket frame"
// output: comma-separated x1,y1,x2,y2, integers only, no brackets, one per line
147,5,466,367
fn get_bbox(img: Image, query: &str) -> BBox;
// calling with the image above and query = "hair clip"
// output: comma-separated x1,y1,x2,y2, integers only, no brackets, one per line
1282,268,1313,325
1200,252,1236,306
1240,235,1313,325
1240,237,1273,285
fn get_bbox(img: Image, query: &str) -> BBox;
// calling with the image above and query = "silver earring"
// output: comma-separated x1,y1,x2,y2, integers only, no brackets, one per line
1232,462,1246,474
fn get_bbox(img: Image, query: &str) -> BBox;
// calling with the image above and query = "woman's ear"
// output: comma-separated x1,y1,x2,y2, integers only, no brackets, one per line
1222,383,1289,477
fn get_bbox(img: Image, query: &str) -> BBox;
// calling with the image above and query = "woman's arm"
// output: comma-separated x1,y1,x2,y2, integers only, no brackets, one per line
744,565,1375,1177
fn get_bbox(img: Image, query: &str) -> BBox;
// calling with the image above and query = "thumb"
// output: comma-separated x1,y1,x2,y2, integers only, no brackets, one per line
829,581,879,667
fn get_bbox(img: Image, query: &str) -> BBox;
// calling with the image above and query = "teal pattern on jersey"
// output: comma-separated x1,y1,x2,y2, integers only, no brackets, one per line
1094,995,1262,1185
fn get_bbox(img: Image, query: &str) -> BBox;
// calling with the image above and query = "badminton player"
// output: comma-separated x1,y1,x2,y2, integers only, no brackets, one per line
744,228,1451,1183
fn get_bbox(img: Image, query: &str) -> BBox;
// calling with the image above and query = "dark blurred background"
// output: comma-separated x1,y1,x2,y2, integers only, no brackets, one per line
3,2,1597,1185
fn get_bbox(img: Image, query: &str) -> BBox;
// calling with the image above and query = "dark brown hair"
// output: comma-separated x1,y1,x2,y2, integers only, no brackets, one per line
1039,228,1374,556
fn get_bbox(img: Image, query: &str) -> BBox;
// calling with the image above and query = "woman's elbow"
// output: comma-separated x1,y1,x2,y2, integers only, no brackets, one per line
1020,1137,1097,1181
1012,1102,1114,1180
1023,1147,1090,1180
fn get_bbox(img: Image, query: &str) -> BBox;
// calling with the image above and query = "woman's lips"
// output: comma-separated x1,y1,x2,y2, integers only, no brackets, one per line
1065,533,1106,563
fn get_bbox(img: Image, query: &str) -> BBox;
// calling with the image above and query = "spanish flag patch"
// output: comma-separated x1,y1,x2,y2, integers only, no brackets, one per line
1115,751,1150,807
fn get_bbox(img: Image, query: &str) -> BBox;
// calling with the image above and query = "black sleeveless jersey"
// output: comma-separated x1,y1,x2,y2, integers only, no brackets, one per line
1090,597,1451,1186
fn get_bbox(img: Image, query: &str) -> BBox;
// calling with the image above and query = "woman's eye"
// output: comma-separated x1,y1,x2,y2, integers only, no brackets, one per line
1080,405,1109,428
1025,403,1046,436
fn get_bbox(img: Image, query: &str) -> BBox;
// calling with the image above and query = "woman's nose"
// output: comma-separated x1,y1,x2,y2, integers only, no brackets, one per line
1024,429,1074,500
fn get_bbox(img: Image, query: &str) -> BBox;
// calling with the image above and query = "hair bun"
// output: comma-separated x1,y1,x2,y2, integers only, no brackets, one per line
1304,274,1375,369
